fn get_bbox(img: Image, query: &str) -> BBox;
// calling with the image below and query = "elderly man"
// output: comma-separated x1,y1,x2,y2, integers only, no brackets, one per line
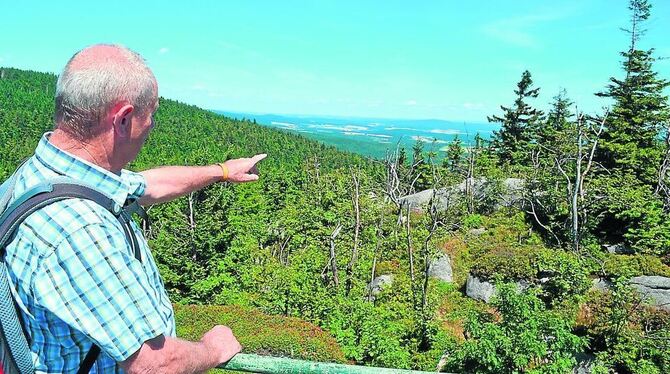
3,44,264,373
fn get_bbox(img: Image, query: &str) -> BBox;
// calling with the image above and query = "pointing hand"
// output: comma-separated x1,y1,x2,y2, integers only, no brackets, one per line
222,154,267,183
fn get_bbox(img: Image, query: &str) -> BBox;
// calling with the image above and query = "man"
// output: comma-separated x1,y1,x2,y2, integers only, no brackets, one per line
4,44,264,372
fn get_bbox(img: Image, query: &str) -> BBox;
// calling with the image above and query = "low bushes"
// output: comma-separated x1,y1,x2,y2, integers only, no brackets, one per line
446,284,585,374
600,253,670,279
174,304,347,363
577,286,670,373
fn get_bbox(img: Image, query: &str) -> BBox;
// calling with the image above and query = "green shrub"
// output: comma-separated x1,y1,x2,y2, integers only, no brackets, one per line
579,284,670,374
462,214,484,229
601,254,670,279
471,247,590,303
174,304,346,363
446,284,585,374
471,246,536,280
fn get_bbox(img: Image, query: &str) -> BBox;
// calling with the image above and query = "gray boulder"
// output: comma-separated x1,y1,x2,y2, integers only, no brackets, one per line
468,228,487,236
603,243,634,254
398,188,452,211
498,178,525,207
428,254,453,282
399,177,525,213
590,278,613,292
573,352,596,374
629,276,670,311
367,274,394,297
466,274,497,303
465,274,532,303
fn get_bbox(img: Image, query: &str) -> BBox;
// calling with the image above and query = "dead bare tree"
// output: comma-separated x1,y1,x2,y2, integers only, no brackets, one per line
655,121,670,210
420,153,448,310
406,204,415,285
465,140,477,214
368,207,385,302
553,111,607,252
321,223,343,287
187,191,197,261
345,168,361,295
525,148,562,245
276,231,292,265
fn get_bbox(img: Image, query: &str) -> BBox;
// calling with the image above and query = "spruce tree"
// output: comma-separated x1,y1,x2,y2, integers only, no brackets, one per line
540,89,574,149
488,70,545,165
596,0,670,185
398,147,407,166
444,135,464,173
412,139,425,166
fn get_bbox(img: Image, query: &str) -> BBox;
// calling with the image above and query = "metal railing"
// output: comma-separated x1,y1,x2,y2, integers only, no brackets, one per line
218,354,448,373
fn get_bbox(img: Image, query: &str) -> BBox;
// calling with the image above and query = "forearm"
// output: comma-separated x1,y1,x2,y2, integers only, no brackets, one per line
122,335,219,374
139,165,223,205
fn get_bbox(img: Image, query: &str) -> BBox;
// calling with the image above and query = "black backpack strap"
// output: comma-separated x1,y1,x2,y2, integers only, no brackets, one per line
76,344,100,374
0,183,142,261
0,183,145,373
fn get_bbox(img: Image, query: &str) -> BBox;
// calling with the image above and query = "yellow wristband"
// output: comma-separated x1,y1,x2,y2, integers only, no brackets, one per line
218,163,229,181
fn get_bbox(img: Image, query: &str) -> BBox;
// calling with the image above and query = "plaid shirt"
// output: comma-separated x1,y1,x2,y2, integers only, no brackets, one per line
4,133,175,373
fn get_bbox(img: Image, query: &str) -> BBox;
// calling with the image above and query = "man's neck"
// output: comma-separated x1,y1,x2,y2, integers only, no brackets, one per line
49,129,120,173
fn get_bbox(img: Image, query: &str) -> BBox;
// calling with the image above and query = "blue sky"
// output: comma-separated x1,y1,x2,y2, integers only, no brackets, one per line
1,0,669,122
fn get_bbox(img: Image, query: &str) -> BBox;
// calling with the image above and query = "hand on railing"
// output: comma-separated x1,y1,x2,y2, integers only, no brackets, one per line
201,325,242,365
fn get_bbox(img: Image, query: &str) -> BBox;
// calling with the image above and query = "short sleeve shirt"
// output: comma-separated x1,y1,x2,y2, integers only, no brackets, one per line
4,133,175,373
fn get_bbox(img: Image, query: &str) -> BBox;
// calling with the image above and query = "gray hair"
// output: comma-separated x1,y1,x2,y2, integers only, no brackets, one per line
55,44,157,139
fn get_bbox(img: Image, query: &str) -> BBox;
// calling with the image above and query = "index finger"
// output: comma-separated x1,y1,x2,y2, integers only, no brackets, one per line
251,154,268,163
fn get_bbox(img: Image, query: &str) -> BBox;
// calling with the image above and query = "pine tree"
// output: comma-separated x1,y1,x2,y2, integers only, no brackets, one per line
540,89,574,149
444,135,464,173
398,147,407,166
412,139,425,166
596,0,670,185
488,70,545,165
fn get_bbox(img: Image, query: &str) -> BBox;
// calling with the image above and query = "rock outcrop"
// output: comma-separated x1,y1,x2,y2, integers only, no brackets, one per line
465,274,531,303
573,352,596,374
399,177,525,213
428,254,453,282
465,274,497,302
603,243,634,255
629,276,670,311
367,274,394,299
468,228,487,236
590,278,613,292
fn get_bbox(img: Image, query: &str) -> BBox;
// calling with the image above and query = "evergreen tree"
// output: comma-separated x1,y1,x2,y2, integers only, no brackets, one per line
596,0,670,185
412,139,425,166
488,70,545,165
474,133,485,151
398,147,407,166
540,89,574,149
444,135,464,173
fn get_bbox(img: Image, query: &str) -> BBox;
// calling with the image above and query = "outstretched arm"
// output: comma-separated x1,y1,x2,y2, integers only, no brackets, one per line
121,326,242,374
138,154,267,206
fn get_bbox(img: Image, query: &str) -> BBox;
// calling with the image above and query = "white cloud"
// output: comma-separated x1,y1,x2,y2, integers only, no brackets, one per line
462,102,484,110
429,129,464,135
159,47,170,54
411,135,447,144
190,83,207,91
481,9,574,48
0,56,4,63
405,99,417,106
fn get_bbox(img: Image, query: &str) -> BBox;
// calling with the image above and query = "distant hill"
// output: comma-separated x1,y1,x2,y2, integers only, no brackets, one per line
216,111,498,159
0,67,372,179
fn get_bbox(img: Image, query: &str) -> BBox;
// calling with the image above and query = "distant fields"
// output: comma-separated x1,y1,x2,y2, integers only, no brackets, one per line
216,111,498,159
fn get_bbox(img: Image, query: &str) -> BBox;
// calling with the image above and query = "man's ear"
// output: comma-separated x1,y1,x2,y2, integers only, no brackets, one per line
111,104,135,137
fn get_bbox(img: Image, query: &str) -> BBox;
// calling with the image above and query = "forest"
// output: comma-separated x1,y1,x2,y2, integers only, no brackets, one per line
1,1,669,373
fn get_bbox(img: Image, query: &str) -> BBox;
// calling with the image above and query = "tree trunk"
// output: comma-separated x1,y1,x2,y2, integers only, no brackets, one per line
346,171,361,295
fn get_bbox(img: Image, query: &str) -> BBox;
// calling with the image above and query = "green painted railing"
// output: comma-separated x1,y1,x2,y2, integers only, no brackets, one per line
218,353,447,373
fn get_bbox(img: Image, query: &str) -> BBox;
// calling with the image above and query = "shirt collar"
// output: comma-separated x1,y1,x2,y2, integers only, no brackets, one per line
34,132,133,208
